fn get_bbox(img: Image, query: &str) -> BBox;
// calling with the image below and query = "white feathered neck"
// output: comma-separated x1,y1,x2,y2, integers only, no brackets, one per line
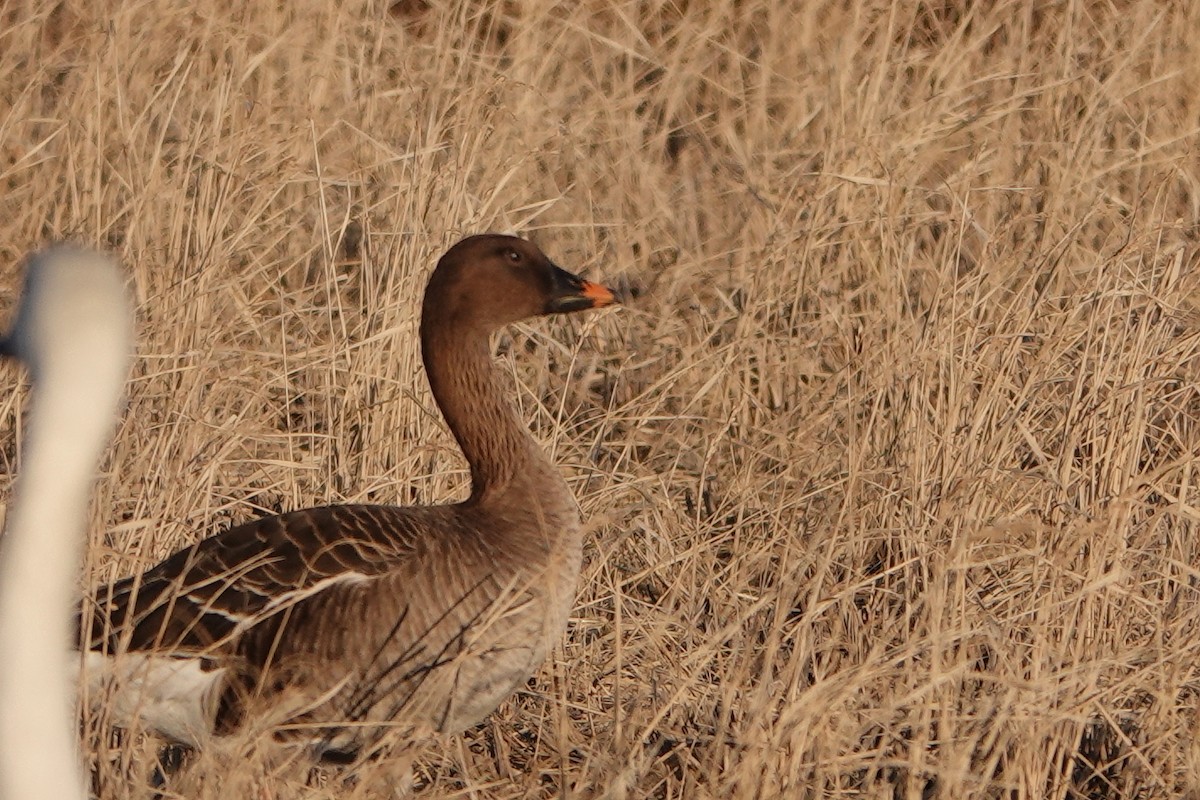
0,248,131,800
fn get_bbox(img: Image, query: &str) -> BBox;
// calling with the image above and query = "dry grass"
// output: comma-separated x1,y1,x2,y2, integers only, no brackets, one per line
2,0,1200,797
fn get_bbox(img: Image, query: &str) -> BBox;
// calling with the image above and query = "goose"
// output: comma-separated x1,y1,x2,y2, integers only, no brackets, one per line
82,234,616,763
0,248,132,800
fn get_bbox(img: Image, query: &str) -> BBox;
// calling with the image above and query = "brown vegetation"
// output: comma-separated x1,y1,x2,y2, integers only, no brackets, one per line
2,0,1200,797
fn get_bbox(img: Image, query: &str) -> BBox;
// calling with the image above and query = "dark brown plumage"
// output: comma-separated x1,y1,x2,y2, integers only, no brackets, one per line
82,234,616,756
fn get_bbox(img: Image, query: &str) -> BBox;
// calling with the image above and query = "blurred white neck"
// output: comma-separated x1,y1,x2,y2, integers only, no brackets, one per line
0,249,131,800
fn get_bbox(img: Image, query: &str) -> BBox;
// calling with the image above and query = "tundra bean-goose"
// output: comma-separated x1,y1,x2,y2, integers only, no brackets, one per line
0,248,133,800
82,234,616,758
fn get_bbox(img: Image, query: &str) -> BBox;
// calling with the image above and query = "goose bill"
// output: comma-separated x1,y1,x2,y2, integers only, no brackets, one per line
545,266,617,314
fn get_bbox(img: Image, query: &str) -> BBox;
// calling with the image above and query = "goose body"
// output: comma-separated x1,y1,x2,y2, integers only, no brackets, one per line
0,248,132,800
84,235,615,756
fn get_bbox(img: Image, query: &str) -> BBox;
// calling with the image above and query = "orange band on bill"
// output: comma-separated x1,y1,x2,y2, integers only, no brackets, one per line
580,280,617,307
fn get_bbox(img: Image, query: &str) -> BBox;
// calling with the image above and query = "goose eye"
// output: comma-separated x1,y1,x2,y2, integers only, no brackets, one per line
505,248,523,265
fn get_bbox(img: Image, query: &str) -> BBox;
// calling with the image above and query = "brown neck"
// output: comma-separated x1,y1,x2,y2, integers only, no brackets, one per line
420,319,546,504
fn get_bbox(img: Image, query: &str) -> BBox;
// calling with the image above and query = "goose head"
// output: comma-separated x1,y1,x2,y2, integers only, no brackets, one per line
422,234,616,332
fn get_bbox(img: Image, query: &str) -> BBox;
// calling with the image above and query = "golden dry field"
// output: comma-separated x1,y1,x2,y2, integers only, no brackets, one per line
3,0,1200,798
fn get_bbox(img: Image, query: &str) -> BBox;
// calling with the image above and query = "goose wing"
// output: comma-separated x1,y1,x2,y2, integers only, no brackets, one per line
84,504,437,654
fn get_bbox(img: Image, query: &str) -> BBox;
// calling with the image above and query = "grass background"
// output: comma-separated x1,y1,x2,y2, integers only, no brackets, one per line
2,0,1200,797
